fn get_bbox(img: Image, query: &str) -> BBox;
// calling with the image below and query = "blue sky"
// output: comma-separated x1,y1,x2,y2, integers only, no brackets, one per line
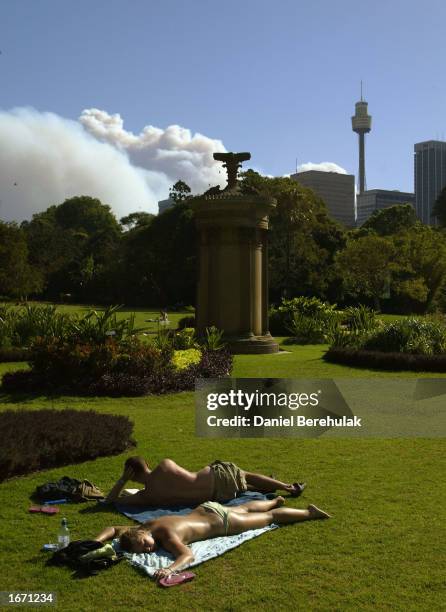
1,0,446,219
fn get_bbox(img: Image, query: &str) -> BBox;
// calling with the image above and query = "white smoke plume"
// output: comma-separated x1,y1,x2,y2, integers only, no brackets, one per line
0,107,227,223
79,109,227,196
296,162,347,174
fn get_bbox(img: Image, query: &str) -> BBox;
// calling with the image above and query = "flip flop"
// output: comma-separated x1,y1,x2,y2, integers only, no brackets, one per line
290,482,307,497
41,505,59,514
159,571,196,588
29,505,60,514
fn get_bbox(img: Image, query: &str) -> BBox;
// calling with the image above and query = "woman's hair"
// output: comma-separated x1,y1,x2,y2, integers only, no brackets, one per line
124,456,148,478
119,528,142,552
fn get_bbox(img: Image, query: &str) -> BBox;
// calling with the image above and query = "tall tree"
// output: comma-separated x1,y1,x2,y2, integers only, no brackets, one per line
392,226,446,311
22,196,121,301
169,180,192,204
0,221,43,298
241,170,346,301
361,204,418,236
335,234,395,310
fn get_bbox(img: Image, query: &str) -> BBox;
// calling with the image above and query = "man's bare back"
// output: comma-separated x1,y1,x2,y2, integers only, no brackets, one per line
105,456,306,506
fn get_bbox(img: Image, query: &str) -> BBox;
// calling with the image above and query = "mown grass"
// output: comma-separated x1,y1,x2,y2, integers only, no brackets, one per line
0,315,445,611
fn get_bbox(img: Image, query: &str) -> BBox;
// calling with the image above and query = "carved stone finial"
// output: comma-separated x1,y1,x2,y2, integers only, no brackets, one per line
214,152,251,190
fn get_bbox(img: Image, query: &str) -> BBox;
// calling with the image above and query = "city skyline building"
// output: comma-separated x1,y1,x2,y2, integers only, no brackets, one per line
290,169,356,226
356,189,415,226
414,140,446,225
351,84,372,194
158,197,175,214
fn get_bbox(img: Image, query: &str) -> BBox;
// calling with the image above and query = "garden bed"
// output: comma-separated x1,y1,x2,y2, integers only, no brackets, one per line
323,347,446,372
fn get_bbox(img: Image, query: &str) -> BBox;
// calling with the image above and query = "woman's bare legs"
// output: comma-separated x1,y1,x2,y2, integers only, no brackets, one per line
227,502,330,535
243,471,304,496
229,496,286,514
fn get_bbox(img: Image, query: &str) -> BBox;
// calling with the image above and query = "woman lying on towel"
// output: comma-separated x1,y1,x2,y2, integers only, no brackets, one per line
94,496,330,582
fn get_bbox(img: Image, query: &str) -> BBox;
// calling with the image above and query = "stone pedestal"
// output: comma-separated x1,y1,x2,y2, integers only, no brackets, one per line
192,191,279,354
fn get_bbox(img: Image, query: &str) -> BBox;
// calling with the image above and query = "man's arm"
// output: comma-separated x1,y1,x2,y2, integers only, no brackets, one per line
105,466,135,503
94,525,130,543
153,531,195,582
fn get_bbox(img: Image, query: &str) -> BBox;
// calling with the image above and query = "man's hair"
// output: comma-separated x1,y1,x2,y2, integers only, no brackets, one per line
119,528,141,553
124,456,148,478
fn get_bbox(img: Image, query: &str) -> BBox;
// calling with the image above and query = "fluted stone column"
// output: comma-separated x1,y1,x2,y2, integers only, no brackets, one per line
191,153,279,354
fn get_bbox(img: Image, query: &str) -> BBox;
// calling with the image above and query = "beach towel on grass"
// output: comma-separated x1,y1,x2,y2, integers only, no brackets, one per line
115,492,278,577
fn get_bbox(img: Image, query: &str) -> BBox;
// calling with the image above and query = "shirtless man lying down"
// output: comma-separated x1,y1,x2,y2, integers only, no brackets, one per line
105,457,306,506
95,496,330,581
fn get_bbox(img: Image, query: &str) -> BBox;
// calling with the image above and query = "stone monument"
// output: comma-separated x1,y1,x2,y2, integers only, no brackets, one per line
191,152,279,354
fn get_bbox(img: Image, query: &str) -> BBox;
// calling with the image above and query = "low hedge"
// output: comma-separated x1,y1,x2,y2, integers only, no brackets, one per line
0,409,135,481
323,347,446,372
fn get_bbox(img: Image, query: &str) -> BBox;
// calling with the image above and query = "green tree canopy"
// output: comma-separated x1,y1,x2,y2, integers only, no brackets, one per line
335,234,396,310
0,221,43,298
169,180,192,204
120,212,154,230
391,226,446,311
22,196,121,300
241,170,346,301
361,204,418,236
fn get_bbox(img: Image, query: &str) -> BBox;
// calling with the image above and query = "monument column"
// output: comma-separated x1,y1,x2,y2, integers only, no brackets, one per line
191,152,279,354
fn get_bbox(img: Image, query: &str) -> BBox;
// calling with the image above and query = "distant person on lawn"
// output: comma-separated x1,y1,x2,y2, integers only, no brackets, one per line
95,496,330,581
105,457,306,506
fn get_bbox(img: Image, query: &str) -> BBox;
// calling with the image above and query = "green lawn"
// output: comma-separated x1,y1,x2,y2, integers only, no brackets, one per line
0,333,445,610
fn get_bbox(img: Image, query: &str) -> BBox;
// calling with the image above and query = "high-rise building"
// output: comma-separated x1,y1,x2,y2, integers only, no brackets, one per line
290,170,356,226
414,140,446,225
351,86,372,195
158,198,175,214
356,189,415,226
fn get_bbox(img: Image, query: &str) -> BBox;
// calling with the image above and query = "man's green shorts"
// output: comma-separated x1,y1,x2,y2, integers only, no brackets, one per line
210,460,247,502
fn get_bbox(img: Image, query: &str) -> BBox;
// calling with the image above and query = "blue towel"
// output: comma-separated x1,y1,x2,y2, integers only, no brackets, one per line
115,492,278,577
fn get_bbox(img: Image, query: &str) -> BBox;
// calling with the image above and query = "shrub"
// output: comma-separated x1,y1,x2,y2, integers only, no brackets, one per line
285,311,340,344
2,337,172,394
88,349,232,396
173,327,197,350
0,409,134,481
269,296,339,338
202,326,225,350
172,348,202,370
327,306,380,349
0,304,147,349
343,306,379,334
362,318,446,355
177,315,195,330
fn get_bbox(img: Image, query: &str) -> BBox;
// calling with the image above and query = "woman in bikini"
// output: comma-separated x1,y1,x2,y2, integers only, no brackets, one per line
95,496,330,582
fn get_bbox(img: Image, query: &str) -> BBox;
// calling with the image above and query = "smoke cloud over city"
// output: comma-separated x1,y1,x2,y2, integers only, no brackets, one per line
297,162,347,174
0,107,226,222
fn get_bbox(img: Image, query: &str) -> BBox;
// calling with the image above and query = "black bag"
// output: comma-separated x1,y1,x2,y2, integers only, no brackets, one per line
48,540,123,576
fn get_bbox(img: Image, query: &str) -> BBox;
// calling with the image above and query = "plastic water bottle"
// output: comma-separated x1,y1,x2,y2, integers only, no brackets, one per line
57,518,70,549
